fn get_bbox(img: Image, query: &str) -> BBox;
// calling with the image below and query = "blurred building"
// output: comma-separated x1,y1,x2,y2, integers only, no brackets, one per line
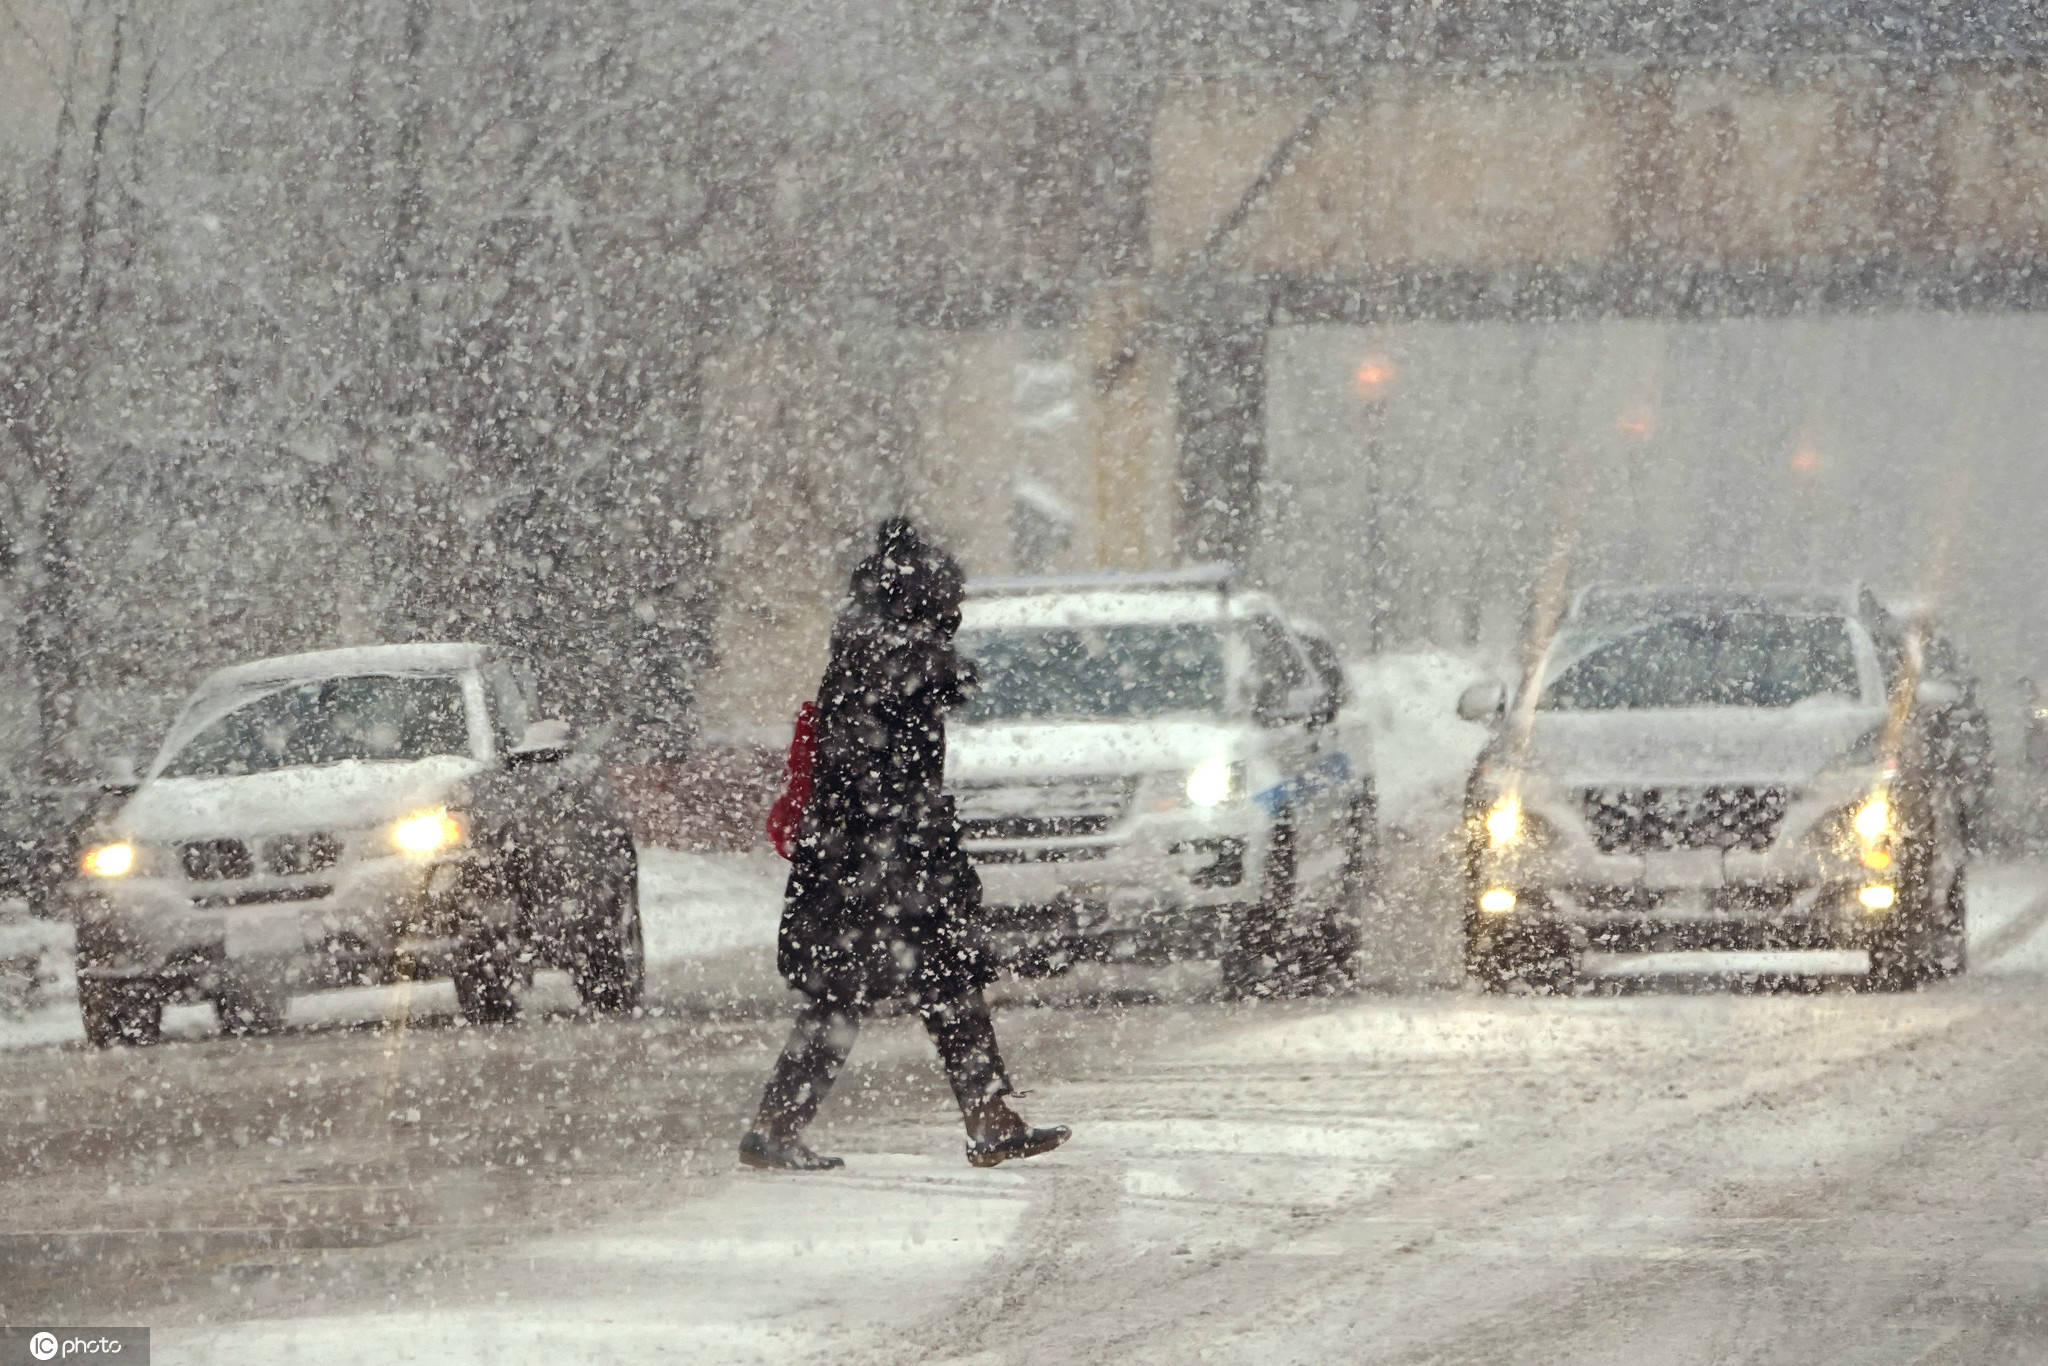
7,0,2048,762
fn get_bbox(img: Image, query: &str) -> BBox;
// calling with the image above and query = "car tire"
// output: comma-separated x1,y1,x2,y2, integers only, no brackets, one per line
80,979,163,1048
1936,867,1968,979
572,871,645,1015
1868,906,1937,993
214,981,287,1037
453,924,521,1025
1221,823,1298,1001
1324,790,1381,984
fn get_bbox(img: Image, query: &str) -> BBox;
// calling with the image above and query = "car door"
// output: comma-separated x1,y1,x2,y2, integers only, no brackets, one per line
465,658,618,936
1247,617,1348,899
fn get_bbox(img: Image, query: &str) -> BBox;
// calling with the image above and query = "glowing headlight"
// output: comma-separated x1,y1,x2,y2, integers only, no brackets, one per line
391,807,463,856
1484,795,1523,847
1185,757,1240,808
1859,884,1896,911
82,843,135,878
1852,795,1891,842
1479,887,1517,914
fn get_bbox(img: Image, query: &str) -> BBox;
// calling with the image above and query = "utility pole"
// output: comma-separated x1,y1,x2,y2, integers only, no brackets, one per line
1354,355,1394,654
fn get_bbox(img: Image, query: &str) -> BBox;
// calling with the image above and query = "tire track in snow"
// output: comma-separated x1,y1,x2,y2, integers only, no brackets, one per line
861,993,1982,1366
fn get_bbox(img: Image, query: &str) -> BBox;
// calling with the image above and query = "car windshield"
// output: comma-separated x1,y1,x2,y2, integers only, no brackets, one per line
159,674,472,777
957,623,1227,722
1538,613,1861,711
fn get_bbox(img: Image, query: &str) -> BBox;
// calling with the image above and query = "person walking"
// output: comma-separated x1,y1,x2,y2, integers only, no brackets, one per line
741,518,1070,1172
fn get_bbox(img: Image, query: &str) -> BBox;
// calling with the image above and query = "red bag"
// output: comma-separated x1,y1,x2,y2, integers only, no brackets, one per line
766,701,818,859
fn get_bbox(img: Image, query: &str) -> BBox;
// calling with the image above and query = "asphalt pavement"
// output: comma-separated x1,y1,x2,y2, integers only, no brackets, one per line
5,864,2048,1364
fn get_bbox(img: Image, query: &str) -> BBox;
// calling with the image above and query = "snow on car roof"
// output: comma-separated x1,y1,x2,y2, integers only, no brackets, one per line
968,565,1236,596
196,642,489,693
962,588,1283,630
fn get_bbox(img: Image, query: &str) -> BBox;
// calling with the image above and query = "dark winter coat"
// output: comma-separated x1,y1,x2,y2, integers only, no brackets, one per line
777,522,994,1009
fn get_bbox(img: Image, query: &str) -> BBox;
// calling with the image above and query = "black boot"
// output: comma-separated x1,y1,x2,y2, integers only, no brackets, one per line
964,1097,1070,1169
739,1127,846,1172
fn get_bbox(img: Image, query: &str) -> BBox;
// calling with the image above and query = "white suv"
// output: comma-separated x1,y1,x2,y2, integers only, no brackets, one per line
64,643,642,1043
949,569,1378,995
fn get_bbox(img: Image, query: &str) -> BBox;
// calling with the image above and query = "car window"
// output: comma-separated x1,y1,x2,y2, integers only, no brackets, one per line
957,624,1227,721
1247,616,1309,698
484,659,536,750
1295,631,1347,707
159,674,474,777
1539,613,1861,711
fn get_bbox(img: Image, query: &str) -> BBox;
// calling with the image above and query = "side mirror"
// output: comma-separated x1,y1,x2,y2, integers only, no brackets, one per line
1915,679,1961,710
1456,681,1507,725
507,718,576,766
1253,675,1309,728
97,756,139,799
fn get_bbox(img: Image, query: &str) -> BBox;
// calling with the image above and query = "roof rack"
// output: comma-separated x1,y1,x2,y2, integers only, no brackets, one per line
966,564,1238,597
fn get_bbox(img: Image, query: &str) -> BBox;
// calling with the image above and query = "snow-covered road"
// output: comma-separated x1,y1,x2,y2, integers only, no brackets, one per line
4,858,2048,1363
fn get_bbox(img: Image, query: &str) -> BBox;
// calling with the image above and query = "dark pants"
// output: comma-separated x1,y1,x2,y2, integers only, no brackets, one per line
755,990,1011,1137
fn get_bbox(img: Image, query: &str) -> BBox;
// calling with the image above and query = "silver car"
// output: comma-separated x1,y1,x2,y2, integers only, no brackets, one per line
1458,589,1968,991
64,643,642,1044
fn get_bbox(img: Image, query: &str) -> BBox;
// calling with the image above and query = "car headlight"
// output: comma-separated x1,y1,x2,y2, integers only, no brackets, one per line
1852,794,1890,842
1484,795,1523,848
1184,757,1243,808
81,843,135,878
391,807,463,856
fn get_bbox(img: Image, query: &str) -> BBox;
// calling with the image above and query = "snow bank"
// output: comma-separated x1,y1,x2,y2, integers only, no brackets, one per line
637,847,784,961
1345,649,1497,836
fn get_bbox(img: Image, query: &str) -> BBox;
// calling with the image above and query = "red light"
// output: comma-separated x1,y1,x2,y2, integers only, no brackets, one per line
1617,409,1655,439
1353,358,1395,398
1791,446,1821,473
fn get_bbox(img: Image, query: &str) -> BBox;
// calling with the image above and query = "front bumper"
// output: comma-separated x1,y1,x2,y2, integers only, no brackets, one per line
1471,879,1899,953
1466,773,1926,955
968,807,1266,963
62,853,499,990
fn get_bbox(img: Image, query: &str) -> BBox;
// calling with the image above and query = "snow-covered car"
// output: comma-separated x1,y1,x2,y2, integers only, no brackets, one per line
1457,588,1968,992
63,643,642,1044
949,568,1377,995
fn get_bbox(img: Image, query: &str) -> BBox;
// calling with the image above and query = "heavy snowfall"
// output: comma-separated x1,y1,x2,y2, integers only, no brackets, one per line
8,1,2048,1363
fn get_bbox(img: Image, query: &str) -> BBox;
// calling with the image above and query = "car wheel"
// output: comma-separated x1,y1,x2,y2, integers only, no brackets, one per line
1868,900,1940,993
453,924,521,1025
214,980,287,1037
572,872,645,1015
1936,868,1969,979
1221,823,1298,1000
80,979,163,1047
1324,791,1381,984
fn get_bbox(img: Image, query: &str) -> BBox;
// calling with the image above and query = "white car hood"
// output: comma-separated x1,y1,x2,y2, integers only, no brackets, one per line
1522,702,1883,788
949,718,1246,783
117,755,487,841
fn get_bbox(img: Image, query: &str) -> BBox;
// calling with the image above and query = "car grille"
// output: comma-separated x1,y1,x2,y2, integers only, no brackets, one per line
263,832,343,876
1581,785,1789,854
192,885,335,909
180,838,254,880
954,777,1137,843
968,845,1111,864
